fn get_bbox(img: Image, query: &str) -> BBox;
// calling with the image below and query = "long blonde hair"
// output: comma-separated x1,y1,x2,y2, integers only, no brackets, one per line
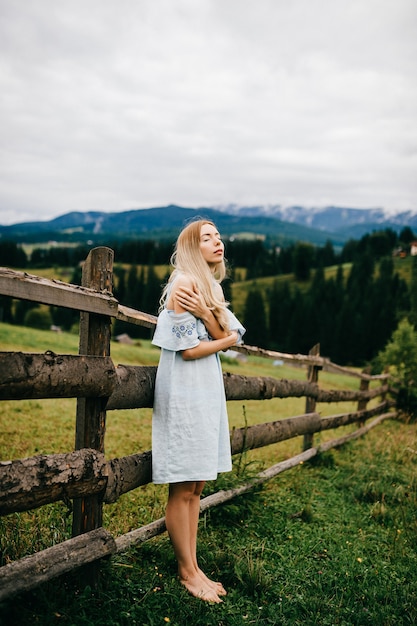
160,219,230,330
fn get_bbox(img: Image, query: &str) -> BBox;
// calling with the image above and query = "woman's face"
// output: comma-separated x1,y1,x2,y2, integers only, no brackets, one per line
199,223,224,267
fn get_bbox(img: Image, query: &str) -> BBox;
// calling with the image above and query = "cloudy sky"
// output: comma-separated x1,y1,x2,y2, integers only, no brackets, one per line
0,0,416,225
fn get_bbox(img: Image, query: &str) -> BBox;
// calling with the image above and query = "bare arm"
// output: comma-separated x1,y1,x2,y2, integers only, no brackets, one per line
181,331,239,361
174,284,228,340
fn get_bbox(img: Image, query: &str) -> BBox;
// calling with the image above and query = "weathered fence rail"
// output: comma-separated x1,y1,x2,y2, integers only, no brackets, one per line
0,248,395,600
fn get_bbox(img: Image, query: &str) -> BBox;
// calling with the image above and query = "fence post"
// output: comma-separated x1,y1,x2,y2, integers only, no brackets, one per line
72,248,114,576
357,366,371,427
303,343,321,451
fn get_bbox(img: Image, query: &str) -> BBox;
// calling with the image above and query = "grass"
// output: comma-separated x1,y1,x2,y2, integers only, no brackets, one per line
1,322,417,625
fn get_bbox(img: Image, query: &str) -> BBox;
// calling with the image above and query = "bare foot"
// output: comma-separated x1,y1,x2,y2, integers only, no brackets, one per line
198,568,227,596
180,575,223,604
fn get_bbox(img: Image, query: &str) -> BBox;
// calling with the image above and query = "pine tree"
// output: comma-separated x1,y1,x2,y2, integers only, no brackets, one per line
286,288,315,355
243,288,268,348
410,256,417,329
268,280,293,351
293,242,314,281
126,265,138,308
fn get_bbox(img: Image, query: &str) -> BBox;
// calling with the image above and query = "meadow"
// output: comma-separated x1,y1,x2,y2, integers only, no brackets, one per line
0,323,417,625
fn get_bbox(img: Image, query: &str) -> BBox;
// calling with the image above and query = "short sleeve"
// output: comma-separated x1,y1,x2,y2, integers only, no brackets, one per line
226,309,246,344
152,310,203,351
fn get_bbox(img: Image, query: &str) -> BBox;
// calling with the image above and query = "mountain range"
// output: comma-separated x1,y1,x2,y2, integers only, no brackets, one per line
0,204,415,247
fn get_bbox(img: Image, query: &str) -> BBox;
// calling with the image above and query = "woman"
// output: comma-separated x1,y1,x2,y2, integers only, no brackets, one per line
151,219,245,603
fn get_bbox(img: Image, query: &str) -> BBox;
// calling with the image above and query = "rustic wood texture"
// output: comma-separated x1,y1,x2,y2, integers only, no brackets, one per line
319,412,396,451
117,304,157,328
105,364,157,410
233,343,390,381
105,451,152,503
304,344,321,449
0,352,116,400
0,527,116,601
0,267,118,316
73,248,113,541
0,358,390,406
230,413,321,453
0,449,107,515
357,366,371,426
223,371,388,403
320,401,393,430
114,517,167,553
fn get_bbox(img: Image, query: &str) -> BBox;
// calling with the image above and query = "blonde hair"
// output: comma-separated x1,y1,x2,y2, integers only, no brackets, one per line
160,219,230,330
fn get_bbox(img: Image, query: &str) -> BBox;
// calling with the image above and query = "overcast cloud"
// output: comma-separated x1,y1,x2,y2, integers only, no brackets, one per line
0,0,416,225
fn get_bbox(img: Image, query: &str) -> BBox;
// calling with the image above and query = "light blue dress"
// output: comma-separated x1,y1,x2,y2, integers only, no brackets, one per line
151,306,245,484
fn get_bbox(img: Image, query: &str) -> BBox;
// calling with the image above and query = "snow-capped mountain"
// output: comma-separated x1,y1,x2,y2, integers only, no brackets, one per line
213,204,417,236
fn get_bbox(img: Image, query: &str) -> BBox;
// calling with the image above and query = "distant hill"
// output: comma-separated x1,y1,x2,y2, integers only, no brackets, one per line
0,205,345,246
0,204,415,246
214,204,417,238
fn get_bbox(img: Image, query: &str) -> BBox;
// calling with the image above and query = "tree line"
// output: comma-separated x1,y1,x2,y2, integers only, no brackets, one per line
244,254,413,366
0,225,415,366
0,225,414,278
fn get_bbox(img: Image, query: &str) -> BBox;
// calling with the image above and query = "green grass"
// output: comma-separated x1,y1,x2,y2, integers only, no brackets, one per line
1,323,417,625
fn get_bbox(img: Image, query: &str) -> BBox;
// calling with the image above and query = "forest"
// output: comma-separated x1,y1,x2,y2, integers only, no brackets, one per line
0,225,415,367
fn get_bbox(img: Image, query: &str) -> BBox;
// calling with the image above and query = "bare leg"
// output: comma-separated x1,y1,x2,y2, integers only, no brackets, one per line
165,481,222,603
188,481,227,596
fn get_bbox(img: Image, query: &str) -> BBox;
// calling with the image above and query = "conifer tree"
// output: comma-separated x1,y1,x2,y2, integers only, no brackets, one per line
410,256,417,329
293,242,314,281
114,267,126,304
286,288,314,355
268,280,293,351
142,263,161,316
243,288,268,348
126,265,138,308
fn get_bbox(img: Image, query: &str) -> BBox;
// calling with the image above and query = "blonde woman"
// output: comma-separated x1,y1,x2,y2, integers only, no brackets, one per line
151,219,245,603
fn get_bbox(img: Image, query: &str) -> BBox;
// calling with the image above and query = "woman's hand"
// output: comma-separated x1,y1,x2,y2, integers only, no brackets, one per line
225,330,239,348
173,280,231,341
175,286,210,319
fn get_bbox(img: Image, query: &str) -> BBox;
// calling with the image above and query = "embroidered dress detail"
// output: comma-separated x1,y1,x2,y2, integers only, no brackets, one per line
172,321,196,338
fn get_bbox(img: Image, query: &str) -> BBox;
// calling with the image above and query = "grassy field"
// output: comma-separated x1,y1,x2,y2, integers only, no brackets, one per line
1,323,417,625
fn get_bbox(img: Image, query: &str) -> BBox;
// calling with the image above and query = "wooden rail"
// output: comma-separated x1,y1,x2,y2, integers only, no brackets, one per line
0,249,397,600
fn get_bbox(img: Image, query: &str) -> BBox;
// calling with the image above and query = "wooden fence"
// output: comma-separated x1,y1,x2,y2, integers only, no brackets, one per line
0,247,395,600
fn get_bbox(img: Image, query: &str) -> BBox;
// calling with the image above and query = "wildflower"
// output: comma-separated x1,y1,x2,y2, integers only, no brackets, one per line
357,557,363,563
164,618,170,623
